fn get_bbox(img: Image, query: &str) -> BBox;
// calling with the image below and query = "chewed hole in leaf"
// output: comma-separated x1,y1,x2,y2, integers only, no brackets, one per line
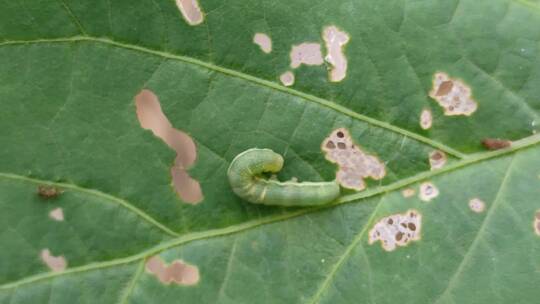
321,128,386,191
175,0,204,26
40,249,67,272
49,207,64,221
368,209,422,252
253,33,272,54
135,89,203,204
145,256,200,286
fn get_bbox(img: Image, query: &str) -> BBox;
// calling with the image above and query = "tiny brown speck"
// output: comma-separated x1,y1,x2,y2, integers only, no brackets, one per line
408,223,416,231
37,186,61,199
436,80,454,96
337,142,346,149
326,141,336,149
337,131,344,138
396,232,404,241
388,219,393,224
401,223,407,228
482,138,511,150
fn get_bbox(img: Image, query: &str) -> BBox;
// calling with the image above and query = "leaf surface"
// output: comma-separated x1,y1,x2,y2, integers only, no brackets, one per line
1,0,539,303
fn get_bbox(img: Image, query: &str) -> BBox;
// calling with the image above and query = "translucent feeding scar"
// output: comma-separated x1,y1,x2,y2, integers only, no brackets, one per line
175,0,204,26
321,128,386,191
420,109,432,130
419,182,439,202
290,43,324,68
402,188,415,198
469,198,486,213
49,207,64,221
146,256,200,286
40,249,67,272
322,26,350,82
135,89,202,204
429,150,447,170
534,210,540,236
253,33,272,53
368,210,422,252
280,71,295,86
429,72,477,116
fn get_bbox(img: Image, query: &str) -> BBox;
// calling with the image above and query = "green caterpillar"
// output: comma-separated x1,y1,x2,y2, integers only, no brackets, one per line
227,148,340,206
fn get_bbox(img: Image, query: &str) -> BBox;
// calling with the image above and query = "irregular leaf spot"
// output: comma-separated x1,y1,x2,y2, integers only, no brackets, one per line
280,71,295,87
420,109,432,130
468,198,486,213
402,188,415,198
419,182,439,202
368,210,422,252
322,25,350,82
135,90,203,204
49,207,64,221
482,138,512,150
290,43,324,69
429,72,477,116
40,249,67,272
253,33,272,54
429,150,447,170
534,210,540,236
146,256,200,286
321,128,386,191
37,185,62,199
175,0,204,26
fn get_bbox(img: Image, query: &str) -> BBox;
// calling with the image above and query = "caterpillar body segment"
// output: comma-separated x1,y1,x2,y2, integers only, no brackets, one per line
227,148,340,206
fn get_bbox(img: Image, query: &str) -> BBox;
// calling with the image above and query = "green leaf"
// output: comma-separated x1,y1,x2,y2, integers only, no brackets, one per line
1,0,539,303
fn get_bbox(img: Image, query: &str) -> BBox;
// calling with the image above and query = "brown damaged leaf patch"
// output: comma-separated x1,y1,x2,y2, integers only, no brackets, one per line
321,128,385,191
368,210,422,252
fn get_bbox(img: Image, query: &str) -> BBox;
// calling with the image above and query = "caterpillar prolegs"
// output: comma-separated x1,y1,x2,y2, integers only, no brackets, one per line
227,148,340,206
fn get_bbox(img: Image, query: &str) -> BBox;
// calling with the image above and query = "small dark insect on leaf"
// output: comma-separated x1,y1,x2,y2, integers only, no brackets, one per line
37,185,62,199
482,138,512,150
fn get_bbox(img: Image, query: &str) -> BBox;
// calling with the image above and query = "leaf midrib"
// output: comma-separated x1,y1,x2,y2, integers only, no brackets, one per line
0,35,467,159
1,133,538,291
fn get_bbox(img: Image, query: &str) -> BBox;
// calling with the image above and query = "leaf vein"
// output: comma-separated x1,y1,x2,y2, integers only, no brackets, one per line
1,134,538,290
0,173,179,237
0,36,467,159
